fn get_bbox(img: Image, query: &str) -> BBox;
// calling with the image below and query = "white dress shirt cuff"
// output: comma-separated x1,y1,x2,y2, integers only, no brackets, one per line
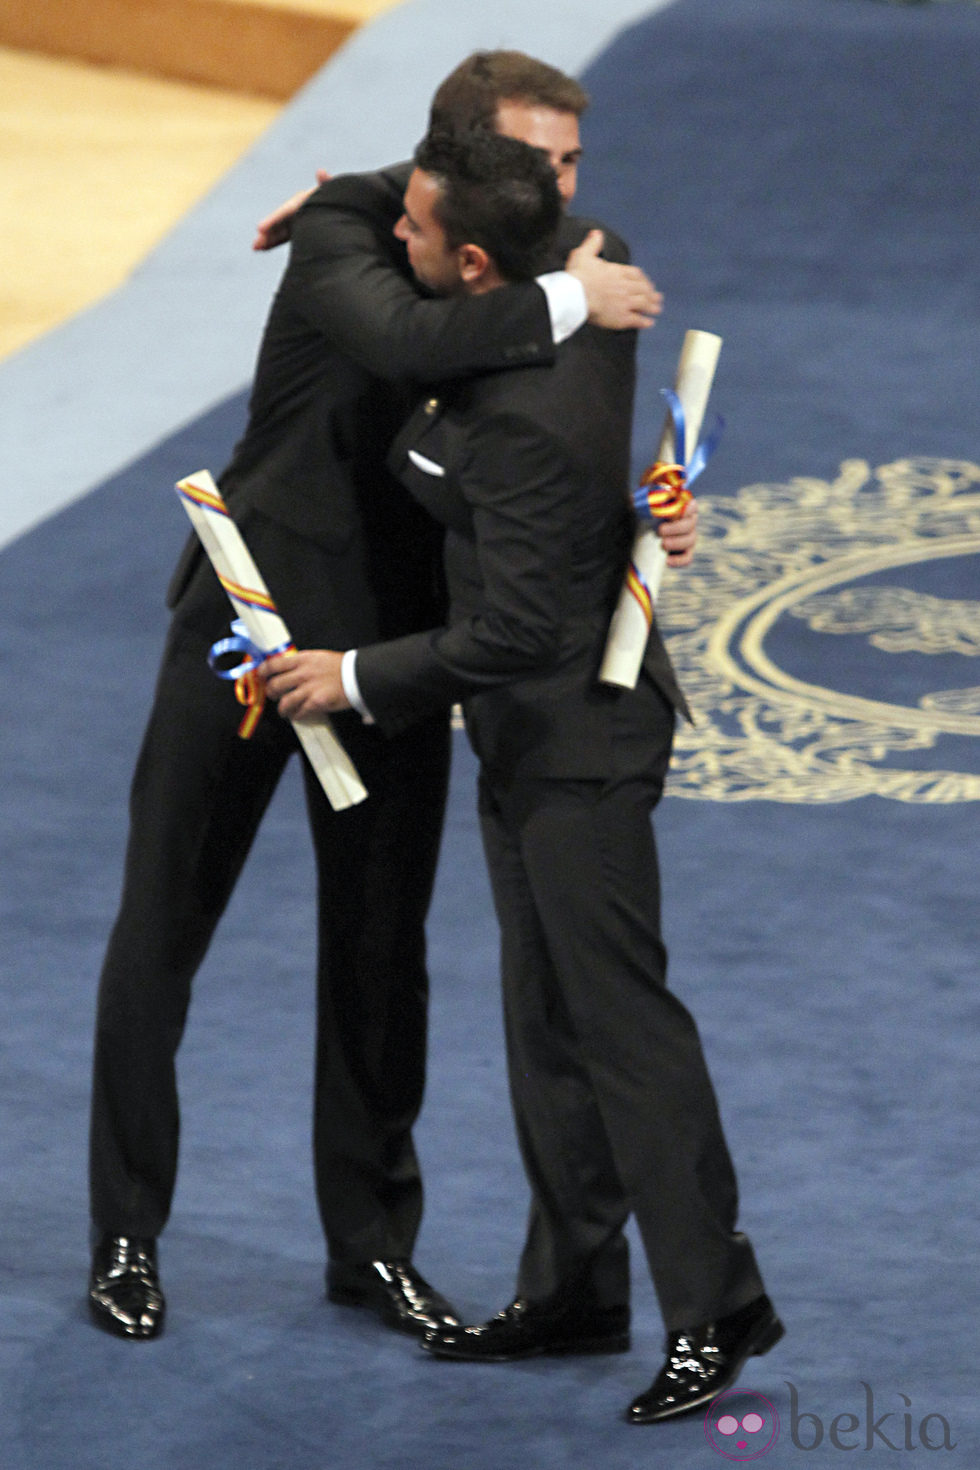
536,272,588,343
341,649,374,724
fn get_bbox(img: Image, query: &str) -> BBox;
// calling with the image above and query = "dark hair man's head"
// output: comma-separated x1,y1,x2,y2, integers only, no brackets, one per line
429,50,588,205
394,128,562,296
430,50,588,130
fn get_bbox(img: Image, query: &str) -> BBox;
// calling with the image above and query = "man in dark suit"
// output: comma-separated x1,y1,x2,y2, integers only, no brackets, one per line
265,127,782,1425
87,53,664,1342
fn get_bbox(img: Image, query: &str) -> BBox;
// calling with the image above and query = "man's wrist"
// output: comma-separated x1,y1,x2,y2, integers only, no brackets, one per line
536,271,588,343
341,649,374,723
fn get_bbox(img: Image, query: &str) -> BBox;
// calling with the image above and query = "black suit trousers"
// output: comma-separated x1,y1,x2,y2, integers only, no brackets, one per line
89,613,450,1261
476,682,764,1330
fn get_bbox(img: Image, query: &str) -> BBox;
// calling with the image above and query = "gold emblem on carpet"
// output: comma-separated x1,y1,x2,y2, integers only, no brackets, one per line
661,456,980,802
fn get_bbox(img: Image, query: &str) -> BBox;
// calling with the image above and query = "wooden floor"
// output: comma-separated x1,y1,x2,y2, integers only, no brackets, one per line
0,1,403,363
0,47,280,362
0,0,405,99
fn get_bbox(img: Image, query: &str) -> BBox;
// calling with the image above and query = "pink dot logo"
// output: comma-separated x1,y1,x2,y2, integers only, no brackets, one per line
705,1390,780,1460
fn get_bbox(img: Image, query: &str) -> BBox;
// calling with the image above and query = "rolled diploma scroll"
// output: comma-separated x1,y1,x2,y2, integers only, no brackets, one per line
599,329,722,689
175,470,367,811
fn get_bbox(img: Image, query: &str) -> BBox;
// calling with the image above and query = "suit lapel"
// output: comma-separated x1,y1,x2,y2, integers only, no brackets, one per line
388,393,475,534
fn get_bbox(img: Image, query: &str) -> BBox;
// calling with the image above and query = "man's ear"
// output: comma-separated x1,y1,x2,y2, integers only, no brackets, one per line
457,242,493,286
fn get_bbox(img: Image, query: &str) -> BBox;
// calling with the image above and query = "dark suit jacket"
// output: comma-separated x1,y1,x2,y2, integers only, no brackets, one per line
165,162,557,649
355,316,690,781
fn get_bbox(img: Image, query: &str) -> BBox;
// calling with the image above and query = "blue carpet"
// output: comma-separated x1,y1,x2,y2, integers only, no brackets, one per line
1,1,978,1465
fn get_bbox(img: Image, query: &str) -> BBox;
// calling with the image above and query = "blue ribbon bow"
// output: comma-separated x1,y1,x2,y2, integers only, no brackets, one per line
207,619,290,680
631,389,725,519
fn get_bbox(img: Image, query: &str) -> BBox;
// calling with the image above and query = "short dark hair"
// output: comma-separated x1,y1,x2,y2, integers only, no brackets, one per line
414,128,562,283
429,50,589,135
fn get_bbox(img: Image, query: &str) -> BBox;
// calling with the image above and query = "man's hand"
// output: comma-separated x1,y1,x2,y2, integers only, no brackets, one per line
251,170,331,252
658,497,699,566
565,230,664,329
261,649,350,717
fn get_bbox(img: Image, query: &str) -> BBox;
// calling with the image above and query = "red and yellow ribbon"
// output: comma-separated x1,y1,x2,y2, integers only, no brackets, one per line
634,460,694,522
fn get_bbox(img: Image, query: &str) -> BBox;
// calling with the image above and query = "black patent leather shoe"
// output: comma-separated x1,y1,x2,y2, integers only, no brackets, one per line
626,1293,784,1424
88,1234,165,1340
326,1258,461,1337
421,1296,630,1361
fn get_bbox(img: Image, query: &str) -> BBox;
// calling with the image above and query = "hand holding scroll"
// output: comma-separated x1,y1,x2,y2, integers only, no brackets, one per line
599,329,722,689
175,470,366,810
262,649,351,719
658,496,700,566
